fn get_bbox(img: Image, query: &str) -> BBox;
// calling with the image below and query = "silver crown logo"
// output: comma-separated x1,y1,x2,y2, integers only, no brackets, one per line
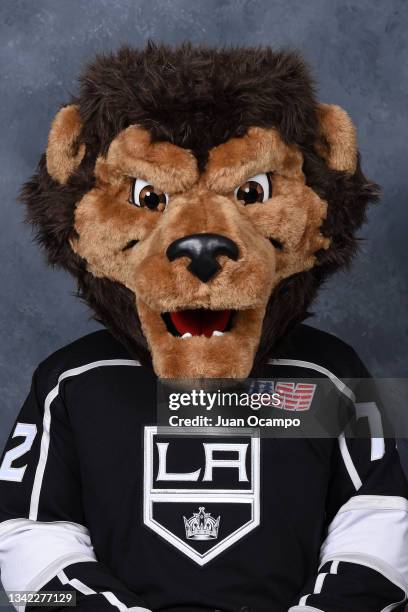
183,506,220,540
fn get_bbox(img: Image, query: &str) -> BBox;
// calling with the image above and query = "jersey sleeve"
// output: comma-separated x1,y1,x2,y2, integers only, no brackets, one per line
289,360,408,611
0,367,151,612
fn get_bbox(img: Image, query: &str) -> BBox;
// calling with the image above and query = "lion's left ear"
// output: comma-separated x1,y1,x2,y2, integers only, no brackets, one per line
46,105,85,184
314,103,357,173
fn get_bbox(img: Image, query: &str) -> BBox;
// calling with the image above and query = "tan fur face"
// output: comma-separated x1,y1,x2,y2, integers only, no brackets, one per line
70,125,330,378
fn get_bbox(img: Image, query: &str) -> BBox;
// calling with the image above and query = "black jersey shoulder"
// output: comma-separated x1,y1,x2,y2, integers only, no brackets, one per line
34,329,139,401
271,324,368,380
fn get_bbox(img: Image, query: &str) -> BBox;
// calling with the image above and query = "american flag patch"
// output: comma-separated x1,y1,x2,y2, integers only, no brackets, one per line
274,382,316,411
249,380,317,412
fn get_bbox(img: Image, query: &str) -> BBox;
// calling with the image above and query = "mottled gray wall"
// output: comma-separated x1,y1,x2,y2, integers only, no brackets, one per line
1,3,408,446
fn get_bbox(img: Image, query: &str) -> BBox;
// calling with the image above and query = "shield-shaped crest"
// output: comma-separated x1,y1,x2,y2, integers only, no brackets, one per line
143,426,260,565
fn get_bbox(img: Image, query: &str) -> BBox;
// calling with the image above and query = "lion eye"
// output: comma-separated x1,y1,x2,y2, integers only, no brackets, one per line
130,178,168,211
234,172,272,205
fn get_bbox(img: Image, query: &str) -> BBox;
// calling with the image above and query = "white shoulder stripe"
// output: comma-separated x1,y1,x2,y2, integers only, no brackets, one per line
29,359,139,521
268,358,356,403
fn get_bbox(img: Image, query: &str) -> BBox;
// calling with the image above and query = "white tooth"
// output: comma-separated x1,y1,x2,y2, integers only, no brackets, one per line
181,332,192,339
212,330,224,337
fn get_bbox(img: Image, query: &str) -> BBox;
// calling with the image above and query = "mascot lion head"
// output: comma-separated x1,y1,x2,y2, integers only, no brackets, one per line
22,44,378,378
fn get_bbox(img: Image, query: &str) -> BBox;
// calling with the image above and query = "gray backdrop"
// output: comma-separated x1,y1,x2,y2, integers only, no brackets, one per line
0,0,407,607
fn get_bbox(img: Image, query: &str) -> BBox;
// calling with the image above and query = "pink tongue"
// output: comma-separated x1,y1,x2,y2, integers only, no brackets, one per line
170,310,231,337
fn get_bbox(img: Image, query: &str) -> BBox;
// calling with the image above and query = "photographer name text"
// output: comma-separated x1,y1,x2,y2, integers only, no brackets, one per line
167,415,301,428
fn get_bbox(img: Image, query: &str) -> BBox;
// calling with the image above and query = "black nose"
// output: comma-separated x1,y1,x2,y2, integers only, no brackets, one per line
166,233,239,282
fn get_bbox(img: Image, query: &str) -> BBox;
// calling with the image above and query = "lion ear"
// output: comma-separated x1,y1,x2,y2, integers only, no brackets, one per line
46,105,85,184
314,103,357,173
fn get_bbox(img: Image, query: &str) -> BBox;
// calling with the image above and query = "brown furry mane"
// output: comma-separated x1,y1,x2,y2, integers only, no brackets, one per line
20,43,379,373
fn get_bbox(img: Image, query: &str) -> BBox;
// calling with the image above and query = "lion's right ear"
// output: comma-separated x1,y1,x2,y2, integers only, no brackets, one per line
46,105,85,184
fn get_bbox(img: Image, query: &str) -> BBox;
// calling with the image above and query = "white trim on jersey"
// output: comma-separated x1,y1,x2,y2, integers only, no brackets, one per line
338,432,363,490
320,494,408,594
29,359,140,521
269,358,366,489
337,495,408,514
288,606,325,611
381,598,408,611
268,358,356,402
58,570,151,611
0,518,96,594
381,600,408,612
312,571,327,594
295,560,338,608
355,401,385,460
291,555,407,611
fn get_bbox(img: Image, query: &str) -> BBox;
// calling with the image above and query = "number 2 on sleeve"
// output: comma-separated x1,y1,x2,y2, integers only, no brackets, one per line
0,423,37,482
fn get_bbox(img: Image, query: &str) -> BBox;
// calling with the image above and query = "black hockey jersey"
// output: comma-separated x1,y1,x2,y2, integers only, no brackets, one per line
0,326,408,612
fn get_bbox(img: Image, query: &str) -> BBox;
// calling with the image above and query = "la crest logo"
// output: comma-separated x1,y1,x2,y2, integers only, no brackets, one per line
143,427,260,565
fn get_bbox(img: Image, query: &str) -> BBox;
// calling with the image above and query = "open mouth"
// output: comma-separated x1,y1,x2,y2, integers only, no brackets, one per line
162,309,235,338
